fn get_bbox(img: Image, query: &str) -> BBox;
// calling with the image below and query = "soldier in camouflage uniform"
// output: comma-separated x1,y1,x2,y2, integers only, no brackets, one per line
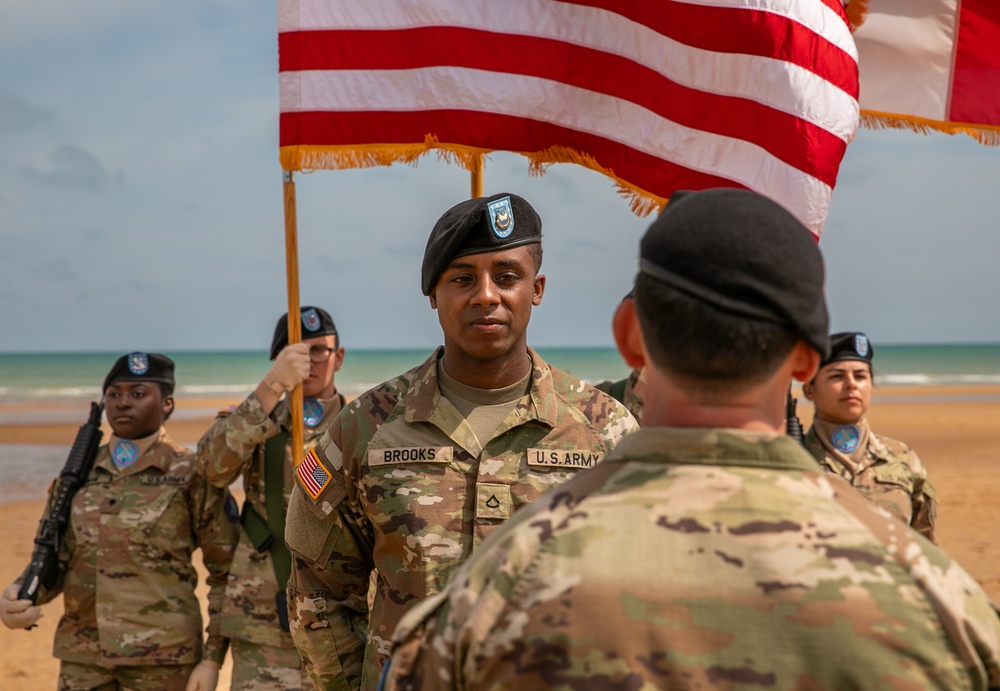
594,293,645,422
197,307,345,690
384,189,1000,690
0,353,238,691
803,331,938,541
284,192,638,691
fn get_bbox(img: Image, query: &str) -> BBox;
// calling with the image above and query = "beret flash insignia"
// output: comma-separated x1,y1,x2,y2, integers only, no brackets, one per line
487,196,514,239
127,352,149,375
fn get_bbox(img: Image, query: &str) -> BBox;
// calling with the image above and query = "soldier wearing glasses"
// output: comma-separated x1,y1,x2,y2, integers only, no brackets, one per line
197,306,345,690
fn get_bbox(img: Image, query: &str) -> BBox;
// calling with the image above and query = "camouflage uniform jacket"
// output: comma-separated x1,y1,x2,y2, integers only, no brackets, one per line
28,430,237,666
593,367,643,422
804,424,938,542
197,391,344,648
285,347,638,691
386,428,1000,690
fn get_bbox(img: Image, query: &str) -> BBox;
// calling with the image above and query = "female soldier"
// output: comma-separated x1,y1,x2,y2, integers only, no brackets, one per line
0,353,237,690
803,332,938,542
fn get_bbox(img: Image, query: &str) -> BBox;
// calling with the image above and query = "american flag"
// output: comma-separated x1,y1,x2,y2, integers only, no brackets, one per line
297,448,331,499
278,0,860,237
849,0,1000,145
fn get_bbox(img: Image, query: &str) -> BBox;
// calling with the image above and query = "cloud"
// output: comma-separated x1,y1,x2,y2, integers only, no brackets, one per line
0,97,53,135
18,144,119,190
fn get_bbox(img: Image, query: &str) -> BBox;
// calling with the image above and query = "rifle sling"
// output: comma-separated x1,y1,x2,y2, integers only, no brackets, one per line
240,430,292,592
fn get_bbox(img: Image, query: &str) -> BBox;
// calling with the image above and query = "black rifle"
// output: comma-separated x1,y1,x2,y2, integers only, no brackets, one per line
786,387,804,446
18,401,104,605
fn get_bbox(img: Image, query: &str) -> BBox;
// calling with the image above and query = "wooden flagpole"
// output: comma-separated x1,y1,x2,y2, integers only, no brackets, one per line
282,170,305,463
471,153,484,198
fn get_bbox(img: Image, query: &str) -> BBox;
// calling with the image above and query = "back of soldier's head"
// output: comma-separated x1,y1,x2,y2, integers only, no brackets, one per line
634,189,829,397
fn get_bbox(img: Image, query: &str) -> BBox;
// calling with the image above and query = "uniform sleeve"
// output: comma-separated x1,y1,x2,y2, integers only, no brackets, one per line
908,450,939,543
384,512,539,691
190,473,240,664
196,393,280,487
286,434,374,691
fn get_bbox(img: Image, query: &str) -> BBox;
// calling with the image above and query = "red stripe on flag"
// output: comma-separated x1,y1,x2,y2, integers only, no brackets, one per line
282,110,748,195
561,0,857,97
949,1,1000,127
279,30,847,186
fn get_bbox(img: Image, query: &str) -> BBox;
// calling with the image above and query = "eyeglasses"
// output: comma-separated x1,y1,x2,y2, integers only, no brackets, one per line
308,346,336,363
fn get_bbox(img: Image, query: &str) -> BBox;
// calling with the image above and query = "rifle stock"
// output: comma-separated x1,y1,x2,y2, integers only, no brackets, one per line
18,401,103,604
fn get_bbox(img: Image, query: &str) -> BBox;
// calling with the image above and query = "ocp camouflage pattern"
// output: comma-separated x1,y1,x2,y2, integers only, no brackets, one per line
285,347,638,691
197,392,343,648
25,429,237,667
386,428,1000,690
805,425,938,542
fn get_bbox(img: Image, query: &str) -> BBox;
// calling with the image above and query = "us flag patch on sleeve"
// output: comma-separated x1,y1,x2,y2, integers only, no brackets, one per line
297,448,332,501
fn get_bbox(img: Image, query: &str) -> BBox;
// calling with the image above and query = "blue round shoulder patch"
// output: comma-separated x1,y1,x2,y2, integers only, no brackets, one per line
831,425,861,453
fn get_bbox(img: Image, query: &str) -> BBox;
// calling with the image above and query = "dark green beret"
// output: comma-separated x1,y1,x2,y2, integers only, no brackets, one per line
638,189,830,358
103,352,175,392
270,306,338,360
421,192,542,295
821,332,873,368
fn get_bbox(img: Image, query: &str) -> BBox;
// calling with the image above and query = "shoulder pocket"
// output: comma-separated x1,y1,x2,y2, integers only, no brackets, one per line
286,484,345,564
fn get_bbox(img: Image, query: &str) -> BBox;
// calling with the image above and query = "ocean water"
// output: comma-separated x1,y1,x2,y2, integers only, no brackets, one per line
2,344,1000,405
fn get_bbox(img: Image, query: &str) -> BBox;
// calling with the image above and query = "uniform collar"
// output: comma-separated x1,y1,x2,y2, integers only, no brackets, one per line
404,346,558,429
604,427,821,472
275,392,346,431
101,427,173,475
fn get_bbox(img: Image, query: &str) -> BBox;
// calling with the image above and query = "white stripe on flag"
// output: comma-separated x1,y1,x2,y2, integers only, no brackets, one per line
281,66,834,234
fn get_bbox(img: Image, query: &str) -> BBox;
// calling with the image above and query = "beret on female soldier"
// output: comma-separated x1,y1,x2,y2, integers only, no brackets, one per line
270,306,338,360
103,352,175,392
421,192,542,295
638,188,831,358
821,332,874,368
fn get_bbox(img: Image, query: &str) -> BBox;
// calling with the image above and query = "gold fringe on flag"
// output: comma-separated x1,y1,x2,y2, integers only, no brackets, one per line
861,111,1000,147
280,138,671,217
844,0,870,31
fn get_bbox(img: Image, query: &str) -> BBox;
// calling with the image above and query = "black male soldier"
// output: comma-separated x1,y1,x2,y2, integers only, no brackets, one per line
198,307,344,690
384,189,1000,689
284,193,638,691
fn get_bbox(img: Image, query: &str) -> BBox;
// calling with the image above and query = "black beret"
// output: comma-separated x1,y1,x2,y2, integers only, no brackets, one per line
103,352,175,392
638,189,830,358
270,306,338,360
821,332,873,368
421,192,542,295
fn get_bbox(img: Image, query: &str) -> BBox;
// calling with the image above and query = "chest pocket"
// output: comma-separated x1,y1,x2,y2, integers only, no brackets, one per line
126,478,193,554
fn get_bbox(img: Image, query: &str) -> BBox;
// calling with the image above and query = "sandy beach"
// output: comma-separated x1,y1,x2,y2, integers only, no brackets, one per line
2,386,999,686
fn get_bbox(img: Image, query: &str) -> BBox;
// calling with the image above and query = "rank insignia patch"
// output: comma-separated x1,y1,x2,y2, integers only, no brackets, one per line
127,352,149,375
832,425,861,453
303,398,325,428
301,308,321,333
297,448,332,500
487,196,514,238
112,439,139,469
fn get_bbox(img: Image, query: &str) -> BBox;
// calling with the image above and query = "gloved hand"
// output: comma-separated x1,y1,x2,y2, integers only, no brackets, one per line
0,583,43,630
263,342,311,394
185,659,221,691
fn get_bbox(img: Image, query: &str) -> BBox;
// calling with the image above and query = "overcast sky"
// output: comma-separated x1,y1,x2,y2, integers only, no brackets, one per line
2,2,997,354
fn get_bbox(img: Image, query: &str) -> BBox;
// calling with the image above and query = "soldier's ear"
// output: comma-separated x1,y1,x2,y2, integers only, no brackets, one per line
612,298,645,369
428,291,438,309
789,341,820,385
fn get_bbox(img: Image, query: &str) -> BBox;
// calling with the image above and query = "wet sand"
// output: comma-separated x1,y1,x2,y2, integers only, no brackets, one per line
2,387,999,686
